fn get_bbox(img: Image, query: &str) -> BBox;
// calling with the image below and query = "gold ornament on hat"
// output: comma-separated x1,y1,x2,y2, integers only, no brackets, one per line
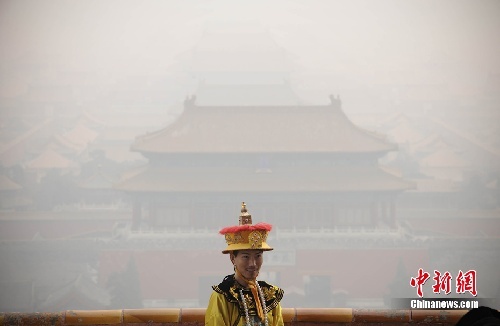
239,202,252,225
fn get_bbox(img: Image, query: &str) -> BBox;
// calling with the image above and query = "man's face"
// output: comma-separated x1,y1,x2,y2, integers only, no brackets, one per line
231,250,264,280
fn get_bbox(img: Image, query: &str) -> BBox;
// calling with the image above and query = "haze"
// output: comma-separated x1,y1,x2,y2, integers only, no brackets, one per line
0,0,499,313
2,0,499,98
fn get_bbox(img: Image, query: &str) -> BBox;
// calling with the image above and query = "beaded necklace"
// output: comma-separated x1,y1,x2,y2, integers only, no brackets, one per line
238,280,269,326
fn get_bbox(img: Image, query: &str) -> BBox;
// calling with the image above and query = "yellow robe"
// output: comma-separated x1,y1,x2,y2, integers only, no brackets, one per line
205,291,283,326
205,275,284,326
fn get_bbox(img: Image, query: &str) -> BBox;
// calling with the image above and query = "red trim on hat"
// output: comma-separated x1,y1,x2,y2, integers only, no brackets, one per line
219,222,272,234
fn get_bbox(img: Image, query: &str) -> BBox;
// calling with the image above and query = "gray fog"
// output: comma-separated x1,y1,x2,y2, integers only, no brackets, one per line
0,0,499,312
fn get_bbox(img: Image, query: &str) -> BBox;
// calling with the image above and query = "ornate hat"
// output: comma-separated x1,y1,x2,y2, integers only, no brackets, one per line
219,202,273,254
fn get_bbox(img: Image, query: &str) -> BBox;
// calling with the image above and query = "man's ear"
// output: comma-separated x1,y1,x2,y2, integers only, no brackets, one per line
229,253,235,265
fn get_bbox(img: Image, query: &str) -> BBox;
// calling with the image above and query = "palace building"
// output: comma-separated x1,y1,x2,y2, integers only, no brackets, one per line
2,23,498,312
115,96,414,231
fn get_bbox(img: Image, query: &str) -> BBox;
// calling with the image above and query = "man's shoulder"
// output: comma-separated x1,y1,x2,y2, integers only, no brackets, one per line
258,280,284,294
211,274,284,306
212,274,235,293
211,274,239,304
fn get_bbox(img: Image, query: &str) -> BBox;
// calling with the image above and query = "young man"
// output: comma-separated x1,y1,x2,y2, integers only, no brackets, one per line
205,202,284,326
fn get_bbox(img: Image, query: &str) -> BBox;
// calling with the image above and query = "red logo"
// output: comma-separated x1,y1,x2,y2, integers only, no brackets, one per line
456,270,477,296
432,270,453,295
410,269,477,297
410,268,430,297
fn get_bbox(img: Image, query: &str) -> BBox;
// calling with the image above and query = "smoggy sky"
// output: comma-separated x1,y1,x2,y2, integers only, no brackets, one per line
1,1,499,312
1,0,499,84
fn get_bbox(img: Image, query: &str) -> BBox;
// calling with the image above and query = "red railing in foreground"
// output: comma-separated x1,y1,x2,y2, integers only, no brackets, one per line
0,308,468,325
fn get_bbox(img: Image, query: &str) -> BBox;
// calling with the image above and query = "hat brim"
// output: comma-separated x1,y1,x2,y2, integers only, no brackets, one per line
222,242,273,254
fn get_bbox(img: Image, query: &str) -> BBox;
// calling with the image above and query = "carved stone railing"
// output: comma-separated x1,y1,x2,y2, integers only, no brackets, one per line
0,308,468,325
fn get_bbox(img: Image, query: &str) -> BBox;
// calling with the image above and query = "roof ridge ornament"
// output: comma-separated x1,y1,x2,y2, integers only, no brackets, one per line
183,94,197,109
329,93,342,110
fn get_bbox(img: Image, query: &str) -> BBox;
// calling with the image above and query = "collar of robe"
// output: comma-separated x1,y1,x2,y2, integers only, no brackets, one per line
212,274,284,318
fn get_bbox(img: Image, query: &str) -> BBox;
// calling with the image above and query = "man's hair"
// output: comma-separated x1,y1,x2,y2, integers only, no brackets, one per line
232,250,264,257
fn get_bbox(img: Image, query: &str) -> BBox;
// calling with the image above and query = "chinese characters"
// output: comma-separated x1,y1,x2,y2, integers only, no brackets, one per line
410,269,477,297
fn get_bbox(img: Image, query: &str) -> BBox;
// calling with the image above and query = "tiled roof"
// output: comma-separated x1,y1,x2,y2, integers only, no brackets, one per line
412,133,454,153
63,124,99,148
52,134,86,154
0,118,54,167
132,104,397,154
0,174,22,191
24,149,76,170
407,178,460,193
39,274,110,311
419,149,470,168
115,165,414,193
